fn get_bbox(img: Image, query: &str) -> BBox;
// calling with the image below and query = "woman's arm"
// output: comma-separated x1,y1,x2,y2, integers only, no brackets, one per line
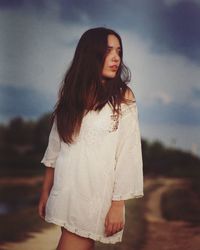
38,167,54,219
41,167,54,195
38,118,61,219
105,88,143,236
112,89,143,201
40,118,61,168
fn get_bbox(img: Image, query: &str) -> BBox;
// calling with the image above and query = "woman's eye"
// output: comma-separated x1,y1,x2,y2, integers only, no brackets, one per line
106,47,112,54
117,50,121,55
106,47,121,56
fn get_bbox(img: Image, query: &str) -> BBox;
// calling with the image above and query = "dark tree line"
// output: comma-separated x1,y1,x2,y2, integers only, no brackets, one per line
142,140,200,178
0,114,52,176
0,114,200,178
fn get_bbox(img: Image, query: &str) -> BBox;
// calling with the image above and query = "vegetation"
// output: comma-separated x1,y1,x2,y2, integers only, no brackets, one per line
142,139,200,179
0,114,51,176
0,183,52,243
161,187,200,224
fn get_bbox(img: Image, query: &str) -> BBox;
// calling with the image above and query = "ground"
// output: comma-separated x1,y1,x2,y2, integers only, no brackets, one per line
0,176,200,250
142,177,200,250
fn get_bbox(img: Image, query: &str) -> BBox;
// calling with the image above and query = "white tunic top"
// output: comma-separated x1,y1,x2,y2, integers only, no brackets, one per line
41,101,144,244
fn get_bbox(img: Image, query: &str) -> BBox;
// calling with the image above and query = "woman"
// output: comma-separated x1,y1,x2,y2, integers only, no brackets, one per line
38,27,144,250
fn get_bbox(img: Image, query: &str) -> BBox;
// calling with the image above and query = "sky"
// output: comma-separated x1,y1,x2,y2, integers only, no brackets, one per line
0,0,200,156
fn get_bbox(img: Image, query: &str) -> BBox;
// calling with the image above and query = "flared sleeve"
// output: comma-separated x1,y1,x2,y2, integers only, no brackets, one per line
41,118,61,168
112,102,144,201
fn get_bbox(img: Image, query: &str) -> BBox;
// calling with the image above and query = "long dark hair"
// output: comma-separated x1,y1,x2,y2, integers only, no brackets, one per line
52,27,132,145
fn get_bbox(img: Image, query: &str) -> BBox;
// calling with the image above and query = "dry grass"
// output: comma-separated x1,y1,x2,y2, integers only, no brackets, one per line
0,181,51,244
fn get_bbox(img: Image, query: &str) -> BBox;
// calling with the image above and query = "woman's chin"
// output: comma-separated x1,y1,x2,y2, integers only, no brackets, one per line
102,73,116,79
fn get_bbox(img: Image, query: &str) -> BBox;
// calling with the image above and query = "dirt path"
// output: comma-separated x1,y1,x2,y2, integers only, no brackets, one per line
145,177,189,223
1,177,200,250
142,177,200,250
0,226,60,250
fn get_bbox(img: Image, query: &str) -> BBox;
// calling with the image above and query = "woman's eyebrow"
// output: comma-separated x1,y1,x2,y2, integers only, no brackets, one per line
107,45,121,49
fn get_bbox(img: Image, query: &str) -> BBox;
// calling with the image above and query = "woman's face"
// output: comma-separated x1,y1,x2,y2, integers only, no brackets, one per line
102,34,121,79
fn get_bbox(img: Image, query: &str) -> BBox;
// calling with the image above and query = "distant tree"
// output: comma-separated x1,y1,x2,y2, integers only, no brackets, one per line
4,117,35,146
0,124,6,148
33,113,51,152
141,138,151,157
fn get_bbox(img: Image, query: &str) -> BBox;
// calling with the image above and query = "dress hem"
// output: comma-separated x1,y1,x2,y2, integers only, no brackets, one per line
44,216,123,244
112,192,144,201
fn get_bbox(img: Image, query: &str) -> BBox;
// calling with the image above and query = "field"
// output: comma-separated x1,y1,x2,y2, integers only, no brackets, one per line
0,176,200,250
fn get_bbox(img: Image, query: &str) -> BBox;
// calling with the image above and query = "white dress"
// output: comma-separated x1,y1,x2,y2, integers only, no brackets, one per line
41,101,144,244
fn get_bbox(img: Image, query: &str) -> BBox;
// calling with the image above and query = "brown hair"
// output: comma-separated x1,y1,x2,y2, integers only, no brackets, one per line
52,27,134,145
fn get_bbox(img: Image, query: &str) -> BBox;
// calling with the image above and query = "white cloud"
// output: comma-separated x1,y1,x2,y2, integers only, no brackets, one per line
119,30,200,108
151,91,173,105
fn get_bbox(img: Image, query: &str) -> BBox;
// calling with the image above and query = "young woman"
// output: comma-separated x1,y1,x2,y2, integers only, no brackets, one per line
38,27,144,250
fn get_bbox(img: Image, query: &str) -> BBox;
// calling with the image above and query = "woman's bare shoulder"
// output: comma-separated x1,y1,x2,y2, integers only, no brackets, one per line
124,87,136,102
120,87,137,116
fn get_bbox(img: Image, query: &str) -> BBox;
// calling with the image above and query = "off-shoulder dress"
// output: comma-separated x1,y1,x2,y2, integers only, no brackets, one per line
41,101,144,244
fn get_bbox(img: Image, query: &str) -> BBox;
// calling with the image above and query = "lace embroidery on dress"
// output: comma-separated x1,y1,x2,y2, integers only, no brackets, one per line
74,102,136,145
120,102,136,117
108,112,120,132
107,102,122,133
108,102,136,133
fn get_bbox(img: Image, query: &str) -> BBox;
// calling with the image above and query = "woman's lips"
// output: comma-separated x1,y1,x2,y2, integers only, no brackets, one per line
109,65,118,71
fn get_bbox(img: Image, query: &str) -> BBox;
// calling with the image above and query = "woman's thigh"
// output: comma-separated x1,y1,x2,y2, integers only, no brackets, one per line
57,227,95,250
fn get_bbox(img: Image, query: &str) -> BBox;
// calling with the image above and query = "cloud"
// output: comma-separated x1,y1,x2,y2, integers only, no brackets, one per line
1,0,200,62
0,85,53,122
0,0,45,9
117,31,200,126
1,1,200,155
164,0,200,6
151,91,173,105
163,0,183,6
57,0,200,63
1,9,199,126
191,86,200,99
0,7,88,96
189,86,200,107
140,100,200,126
0,0,24,9
159,0,200,62
119,30,200,107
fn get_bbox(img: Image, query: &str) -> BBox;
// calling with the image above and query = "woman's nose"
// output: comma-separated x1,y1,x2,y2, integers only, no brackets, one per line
112,53,120,62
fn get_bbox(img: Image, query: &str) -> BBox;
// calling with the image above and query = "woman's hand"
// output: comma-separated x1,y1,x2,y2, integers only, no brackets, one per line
38,191,49,220
38,192,48,220
104,200,125,237
38,167,54,220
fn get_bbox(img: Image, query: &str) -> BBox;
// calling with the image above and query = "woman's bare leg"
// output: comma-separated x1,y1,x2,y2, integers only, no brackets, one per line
57,227,95,250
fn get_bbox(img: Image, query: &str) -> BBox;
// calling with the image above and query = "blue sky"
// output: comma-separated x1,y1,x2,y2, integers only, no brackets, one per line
0,0,200,156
